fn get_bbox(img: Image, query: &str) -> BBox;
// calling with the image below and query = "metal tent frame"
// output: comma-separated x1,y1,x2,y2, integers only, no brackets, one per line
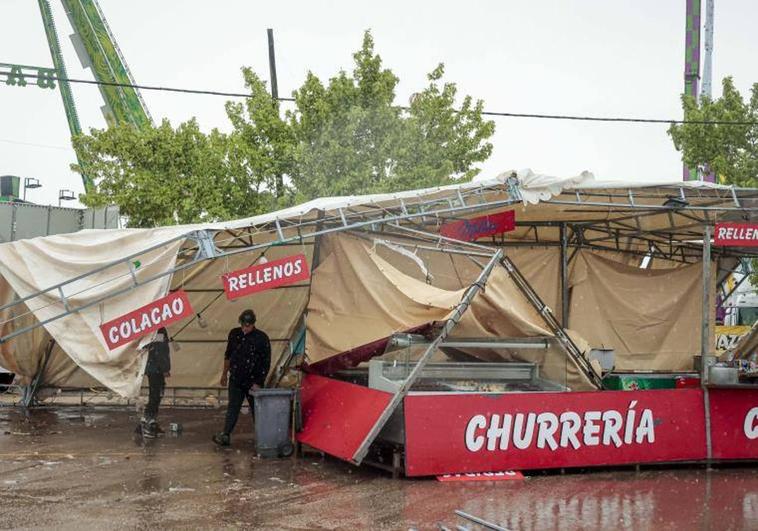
4,177,758,411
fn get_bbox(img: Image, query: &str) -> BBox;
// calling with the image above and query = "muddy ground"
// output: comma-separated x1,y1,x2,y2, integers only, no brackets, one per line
1,407,757,530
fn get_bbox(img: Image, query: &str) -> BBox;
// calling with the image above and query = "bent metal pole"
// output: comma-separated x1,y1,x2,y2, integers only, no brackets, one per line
351,248,504,465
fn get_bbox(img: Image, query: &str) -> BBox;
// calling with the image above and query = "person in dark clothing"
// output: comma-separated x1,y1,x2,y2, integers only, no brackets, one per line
142,327,171,438
213,309,271,447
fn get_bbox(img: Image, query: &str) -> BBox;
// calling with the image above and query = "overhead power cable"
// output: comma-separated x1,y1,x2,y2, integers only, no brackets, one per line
0,137,71,150
2,70,757,126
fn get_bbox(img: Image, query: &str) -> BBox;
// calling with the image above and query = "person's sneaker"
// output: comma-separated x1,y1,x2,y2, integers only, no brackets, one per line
141,419,160,438
212,432,230,446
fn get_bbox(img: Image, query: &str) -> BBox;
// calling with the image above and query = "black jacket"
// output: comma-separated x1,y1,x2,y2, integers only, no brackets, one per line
145,338,171,375
225,327,271,387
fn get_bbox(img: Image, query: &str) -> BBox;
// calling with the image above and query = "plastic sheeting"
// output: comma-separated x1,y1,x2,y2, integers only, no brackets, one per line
306,234,596,389
0,170,730,396
568,251,714,371
353,240,712,373
0,227,187,396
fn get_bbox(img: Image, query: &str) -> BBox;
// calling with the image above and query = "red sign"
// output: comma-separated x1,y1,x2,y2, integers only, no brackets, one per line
222,254,309,300
403,389,706,476
99,290,193,350
708,388,758,459
296,374,391,461
440,211,515,242
436,470,524,482
714,222,758,247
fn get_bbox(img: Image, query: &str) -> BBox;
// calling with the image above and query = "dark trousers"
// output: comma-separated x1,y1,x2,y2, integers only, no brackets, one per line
223,382,254,435
145,373,165,421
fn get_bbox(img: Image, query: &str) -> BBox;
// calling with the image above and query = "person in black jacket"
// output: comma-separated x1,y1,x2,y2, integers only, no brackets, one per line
141,327,171,438
213,309,271,447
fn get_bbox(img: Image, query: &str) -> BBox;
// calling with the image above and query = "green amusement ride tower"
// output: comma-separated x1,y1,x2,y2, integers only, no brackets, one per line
2,0,153,193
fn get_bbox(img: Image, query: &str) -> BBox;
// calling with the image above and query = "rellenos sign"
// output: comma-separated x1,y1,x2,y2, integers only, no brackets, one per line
714,222,758,247
99,290,193,350
222,254,309,300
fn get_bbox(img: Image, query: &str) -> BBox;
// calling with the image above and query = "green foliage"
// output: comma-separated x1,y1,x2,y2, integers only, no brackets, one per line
225,68,296,201
74,30,495,227
669,78,758,284
668,77,758,186
74,119,275,227
285,32,495,199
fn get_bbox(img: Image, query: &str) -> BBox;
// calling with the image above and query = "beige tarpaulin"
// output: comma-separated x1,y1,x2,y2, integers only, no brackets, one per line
343,239,710,373
306,234,596,389
0,170,736,396
0,227,187,396
162,243,311,389
568,251,714,370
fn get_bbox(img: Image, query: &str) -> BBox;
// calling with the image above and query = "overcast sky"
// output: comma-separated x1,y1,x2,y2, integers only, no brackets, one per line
1,0,757,207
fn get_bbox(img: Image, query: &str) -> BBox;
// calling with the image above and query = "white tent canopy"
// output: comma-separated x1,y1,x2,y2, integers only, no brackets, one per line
1,169,756,397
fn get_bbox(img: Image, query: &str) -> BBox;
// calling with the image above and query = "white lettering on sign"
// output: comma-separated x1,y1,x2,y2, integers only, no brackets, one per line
716,224,758,243
464,401,655,452
744,407,758,440
226,257,305,293
106,297,184,346
465,414,487,451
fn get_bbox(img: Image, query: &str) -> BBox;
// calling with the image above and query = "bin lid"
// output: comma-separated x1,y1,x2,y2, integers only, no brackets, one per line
251,388,295,397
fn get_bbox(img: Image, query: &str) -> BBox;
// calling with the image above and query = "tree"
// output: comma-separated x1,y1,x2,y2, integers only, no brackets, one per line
74,119,275,227
225,68,296,202
74,30,495,226
669,78,758,284
283,31,495,199
668,77,758,186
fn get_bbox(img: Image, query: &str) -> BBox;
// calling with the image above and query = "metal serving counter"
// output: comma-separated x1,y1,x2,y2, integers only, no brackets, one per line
367,360,567,394
330,360,567,446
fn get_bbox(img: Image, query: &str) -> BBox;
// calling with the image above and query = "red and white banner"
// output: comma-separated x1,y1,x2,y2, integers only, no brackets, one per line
714,222,758,247
440,210,515,242
708,388,758,459
295,374,758,476
222,254,309,300
99,290,193,350
403,389,706,476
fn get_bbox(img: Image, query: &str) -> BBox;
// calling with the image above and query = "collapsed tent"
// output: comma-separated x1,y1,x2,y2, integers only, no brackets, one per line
1,169,756,398
305,233,596,389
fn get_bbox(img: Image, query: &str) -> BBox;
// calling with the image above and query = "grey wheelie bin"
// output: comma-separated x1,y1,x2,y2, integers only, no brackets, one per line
251,388,295,457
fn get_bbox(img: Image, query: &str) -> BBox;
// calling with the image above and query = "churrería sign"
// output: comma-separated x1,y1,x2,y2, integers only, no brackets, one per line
403,389,707,476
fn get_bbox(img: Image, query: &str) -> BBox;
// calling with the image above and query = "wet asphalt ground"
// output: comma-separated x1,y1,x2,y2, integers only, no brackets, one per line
1,407,758,530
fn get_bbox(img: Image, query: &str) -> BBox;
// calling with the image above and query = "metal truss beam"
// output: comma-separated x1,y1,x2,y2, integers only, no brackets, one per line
352,248,504,464
0,192,521,344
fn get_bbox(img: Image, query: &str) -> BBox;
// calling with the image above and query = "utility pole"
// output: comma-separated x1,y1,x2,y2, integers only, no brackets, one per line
701,0,715,100
267,29,283,197
700,0,717,182
682,0,716,183
683,0,702,181
267,29,279,101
